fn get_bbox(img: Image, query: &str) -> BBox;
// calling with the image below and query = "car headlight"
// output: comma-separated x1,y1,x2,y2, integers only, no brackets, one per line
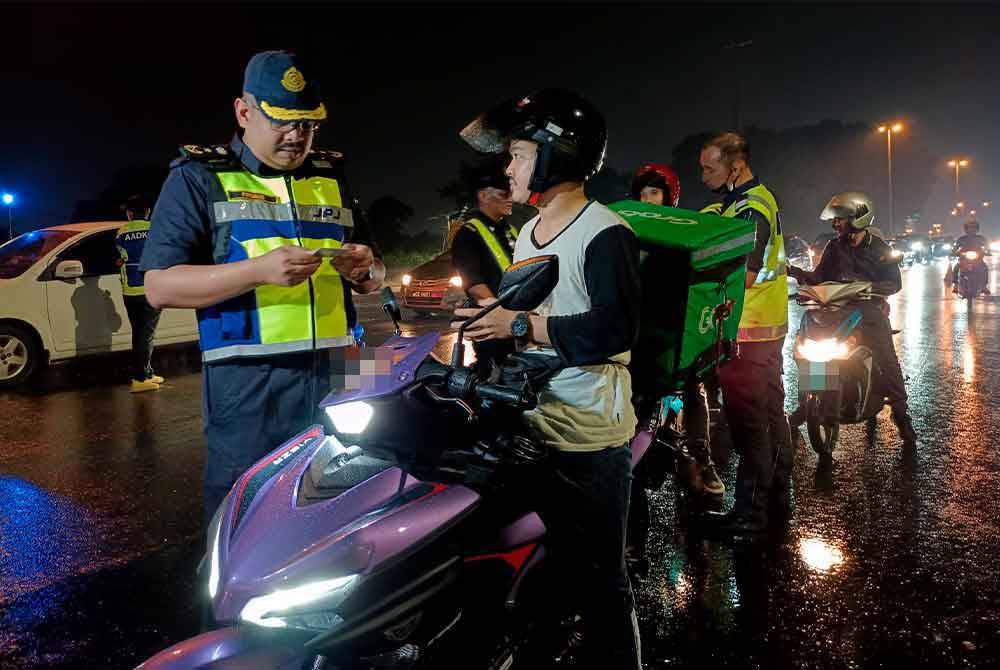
797,338,849,363
910,242,924,251
401,274,412,287
326,401,374,434
240,574,359,631
964,250,979,261
449,275,463,287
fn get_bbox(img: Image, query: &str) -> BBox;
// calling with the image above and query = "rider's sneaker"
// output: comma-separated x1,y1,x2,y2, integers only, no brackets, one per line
149,373,165,384
130,378,160,393
699,462,725,496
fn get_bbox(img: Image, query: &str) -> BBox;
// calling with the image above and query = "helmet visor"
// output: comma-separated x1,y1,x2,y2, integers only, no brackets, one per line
820,204,855,221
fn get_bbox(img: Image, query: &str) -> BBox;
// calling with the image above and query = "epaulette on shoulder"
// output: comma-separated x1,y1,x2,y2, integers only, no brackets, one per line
171,144,239,170
307,149,345,170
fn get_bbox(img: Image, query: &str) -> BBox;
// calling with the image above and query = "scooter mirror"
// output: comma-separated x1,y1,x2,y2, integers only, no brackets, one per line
380,287,403,335
496,255,559,312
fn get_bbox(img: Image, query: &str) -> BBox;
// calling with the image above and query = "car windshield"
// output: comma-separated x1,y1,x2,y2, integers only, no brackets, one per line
0,230,77,279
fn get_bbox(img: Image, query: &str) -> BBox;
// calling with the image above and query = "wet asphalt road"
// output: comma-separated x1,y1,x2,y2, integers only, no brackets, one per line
1,261,999,669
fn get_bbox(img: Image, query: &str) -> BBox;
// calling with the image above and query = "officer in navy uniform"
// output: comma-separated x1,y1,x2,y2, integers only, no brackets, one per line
140,51,384,524
450,159,518,377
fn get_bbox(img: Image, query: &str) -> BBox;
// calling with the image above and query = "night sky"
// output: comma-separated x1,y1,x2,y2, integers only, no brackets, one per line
1,3,998,238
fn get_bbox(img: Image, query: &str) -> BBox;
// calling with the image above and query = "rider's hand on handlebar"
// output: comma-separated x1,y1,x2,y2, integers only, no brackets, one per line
454,305,516,341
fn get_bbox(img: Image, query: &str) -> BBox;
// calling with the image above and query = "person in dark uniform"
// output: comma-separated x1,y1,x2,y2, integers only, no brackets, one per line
450,159,517,376
116,194,163,393
140,50,384,524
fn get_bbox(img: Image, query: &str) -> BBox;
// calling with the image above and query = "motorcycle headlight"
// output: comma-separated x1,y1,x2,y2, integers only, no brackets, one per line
910,242,924,251
240,574,359,631
206,495,229,599
798,338,849,363
964,251,979,261
326,401,374,434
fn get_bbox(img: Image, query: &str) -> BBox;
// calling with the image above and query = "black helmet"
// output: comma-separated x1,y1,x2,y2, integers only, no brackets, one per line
460,89,607,196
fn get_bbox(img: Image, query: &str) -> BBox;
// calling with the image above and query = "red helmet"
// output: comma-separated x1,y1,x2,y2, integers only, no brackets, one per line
631,163,680,207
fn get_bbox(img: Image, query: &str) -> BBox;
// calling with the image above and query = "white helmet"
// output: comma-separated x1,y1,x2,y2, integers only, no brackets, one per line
820,192,875,230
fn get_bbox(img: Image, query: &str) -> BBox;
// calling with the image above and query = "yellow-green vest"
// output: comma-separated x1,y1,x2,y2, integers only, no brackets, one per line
199,167,355,363
704,184,788,342
116,219,152,297
463,217,518,271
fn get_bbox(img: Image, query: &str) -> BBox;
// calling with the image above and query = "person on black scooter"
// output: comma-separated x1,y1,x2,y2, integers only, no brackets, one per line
950,218,991,295
788,192,917,446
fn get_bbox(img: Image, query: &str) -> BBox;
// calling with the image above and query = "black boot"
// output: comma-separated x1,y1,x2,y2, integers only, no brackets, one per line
892,410,917,446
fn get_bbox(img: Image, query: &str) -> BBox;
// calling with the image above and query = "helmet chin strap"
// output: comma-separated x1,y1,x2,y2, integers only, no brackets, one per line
526,143,554,205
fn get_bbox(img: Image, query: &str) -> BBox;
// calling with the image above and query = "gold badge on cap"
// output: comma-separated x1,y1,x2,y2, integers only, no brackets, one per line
281,67,306,93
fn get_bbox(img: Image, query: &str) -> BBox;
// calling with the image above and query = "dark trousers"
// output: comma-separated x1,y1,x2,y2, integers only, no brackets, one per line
859,304,908,413
123,294,162,381
718,339,793,521
201,353,329,525
528,445,641,670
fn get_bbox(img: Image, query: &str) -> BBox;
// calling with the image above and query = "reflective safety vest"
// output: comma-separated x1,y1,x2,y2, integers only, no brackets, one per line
116,219,151,297
198,161,356,363
463,217,518,271
704,184,788,342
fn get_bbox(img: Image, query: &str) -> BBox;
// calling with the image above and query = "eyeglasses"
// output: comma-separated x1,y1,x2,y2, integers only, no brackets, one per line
249,101,321,134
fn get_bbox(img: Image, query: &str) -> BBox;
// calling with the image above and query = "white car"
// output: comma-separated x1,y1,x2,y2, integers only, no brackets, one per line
0,222,199,387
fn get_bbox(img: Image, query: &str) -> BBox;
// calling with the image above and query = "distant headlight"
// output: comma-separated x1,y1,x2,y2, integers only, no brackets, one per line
890,249,903,258
910,242,924,251
240,574,358,631
402,274,412,287
990,241,1000,252
449,275,463,287
797,338,849,363
941,243,952,251
326,401,374,434
963,250,979,261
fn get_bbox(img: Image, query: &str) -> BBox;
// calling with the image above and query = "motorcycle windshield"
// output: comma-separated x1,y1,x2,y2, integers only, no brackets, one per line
320,332,442,408
799,281,873,305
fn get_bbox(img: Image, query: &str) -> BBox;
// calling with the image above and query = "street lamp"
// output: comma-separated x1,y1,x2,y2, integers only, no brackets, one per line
947,158,969,203
2,193,13,242
877,122,904,236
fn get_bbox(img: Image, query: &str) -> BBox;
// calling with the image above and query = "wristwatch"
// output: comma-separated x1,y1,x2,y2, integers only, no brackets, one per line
510,312,530,339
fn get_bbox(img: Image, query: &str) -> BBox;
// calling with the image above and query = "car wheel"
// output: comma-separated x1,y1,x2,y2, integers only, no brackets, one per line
0,324,41,388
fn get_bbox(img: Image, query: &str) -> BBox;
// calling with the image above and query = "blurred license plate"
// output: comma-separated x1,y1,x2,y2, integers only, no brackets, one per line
412,291,442,298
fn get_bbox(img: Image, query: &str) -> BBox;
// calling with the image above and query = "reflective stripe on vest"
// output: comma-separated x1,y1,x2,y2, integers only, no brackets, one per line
464,218,517,271
198,169,356,363
720,184,789,343
116,219,151,296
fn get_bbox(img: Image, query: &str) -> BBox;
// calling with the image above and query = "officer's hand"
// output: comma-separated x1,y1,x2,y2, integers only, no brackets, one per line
331,243,375,283
256,245,322,287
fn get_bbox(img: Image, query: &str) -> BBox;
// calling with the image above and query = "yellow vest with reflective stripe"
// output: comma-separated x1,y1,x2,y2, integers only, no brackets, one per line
116,219,151,297
719,184,788,342
198,168,355,363
463,218,518,271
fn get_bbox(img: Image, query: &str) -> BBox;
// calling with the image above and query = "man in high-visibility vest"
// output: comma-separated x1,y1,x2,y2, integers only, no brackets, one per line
698,132,794,534
116,194,163,393
450,159,517,376
140,50,384,524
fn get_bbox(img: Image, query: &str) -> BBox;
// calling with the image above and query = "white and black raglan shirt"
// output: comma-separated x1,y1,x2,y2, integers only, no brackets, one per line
513,200,641,452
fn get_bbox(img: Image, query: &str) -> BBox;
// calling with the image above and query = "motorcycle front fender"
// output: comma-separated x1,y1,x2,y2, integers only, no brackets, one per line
136,626,307,670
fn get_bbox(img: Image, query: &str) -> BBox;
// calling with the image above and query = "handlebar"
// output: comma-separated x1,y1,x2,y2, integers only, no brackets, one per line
415,358,536,410
475,382,535,409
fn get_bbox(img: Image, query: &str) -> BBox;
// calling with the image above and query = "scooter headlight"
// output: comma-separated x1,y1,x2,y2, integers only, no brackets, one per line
240,574,359,631
326,401,374,434
798,338,849,363
963,250,979,261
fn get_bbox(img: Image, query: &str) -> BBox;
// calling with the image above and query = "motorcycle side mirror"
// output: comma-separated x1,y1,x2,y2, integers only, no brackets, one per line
451,255,559,368
496,255,559,312
380,287,402,336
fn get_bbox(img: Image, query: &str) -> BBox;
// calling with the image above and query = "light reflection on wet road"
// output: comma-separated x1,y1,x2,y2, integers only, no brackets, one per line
1,263,999,668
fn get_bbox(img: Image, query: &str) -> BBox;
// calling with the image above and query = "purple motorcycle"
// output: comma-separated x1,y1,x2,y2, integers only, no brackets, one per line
138,256,658,670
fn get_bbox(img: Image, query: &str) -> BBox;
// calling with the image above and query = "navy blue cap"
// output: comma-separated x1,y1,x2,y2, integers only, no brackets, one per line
243,50,326,123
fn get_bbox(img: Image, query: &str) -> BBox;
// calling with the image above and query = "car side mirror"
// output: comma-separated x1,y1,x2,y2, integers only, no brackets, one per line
54,260,84,279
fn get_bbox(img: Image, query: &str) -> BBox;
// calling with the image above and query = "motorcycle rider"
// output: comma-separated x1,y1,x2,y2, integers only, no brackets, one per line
628,162,725,497
950,218,991,295
455,89,642,670
788,192,918,446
